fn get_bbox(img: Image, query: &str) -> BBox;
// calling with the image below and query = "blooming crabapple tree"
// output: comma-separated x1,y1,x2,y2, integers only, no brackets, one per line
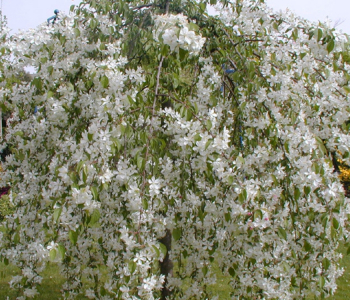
1,0,350,299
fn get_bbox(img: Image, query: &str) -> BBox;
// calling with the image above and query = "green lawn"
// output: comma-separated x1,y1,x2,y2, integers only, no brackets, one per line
0,262,65,299
0,248,349,300
330,245,350,300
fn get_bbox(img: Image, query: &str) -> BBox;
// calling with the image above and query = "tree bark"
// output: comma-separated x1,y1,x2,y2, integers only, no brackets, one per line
331,151,340,173
159,229,173,300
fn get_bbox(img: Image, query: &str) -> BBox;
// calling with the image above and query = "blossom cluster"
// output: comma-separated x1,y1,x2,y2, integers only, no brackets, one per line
153,13,206,55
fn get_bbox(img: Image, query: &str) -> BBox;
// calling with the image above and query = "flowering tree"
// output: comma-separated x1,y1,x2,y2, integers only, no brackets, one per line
1,0,350,299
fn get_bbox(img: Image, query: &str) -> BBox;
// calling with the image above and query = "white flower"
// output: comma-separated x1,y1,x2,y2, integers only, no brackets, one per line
85,288,96,299
23,287,38,298
46,241,58,251
148,176,161,197
153,13,205,55
58,166,70,183
72,187,93,205
99,168,114,183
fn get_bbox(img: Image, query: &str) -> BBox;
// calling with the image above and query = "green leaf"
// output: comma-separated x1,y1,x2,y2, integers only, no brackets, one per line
227,176,234,185
127,95,133,104
91,186,98,200
47,90,54,99
76,161,85,173
161,44,169,56
204,139,212,150
148,76,155,88
173,228,182,241
142,198,148,210
236,156,245,165
284,141,289,153
152,245,160,258
292,28,298,41
32,77,43,90
238,193,245,204
300,52,306,59
228,267,235,277
49,249,57,261
202,265,208,276
254,209,263,220
278,227,287,241
188,23,199,32
185,109,192,121
47,65,54,75
322,257,330,271
304,186,311,196
317,28,323,42
90,19,98,29
179,48,188,61
13,233,20,244
206,119,212,131
128,261,136,274
199,2,206,11
210,0,217,4
53,207,62,223
304,240,312,252
137,156,144,170
242,189,247,200
315,136,327,156
69,230,78,246
332,217,339,230
319,276,325,288
294,187,300,201
113,138,121,151
58,244,66,259
14,131,24,137
100,286,106,296
74,28,81,37
159,242,167,257
100,75,109,88
327,39,335,53
89,209,100,226
82,166,88,183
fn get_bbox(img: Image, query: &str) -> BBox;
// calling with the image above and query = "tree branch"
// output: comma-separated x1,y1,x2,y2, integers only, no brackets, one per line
131,3,156,10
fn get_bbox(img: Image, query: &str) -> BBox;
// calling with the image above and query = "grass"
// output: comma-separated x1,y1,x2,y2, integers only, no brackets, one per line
0,248,349,300
330,245,350,300
0,262,66,299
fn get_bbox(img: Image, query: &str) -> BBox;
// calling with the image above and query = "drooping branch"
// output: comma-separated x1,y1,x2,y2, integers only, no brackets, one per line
153,56,164,115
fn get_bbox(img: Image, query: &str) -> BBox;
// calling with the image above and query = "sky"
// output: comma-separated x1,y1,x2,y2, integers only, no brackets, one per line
267,0,350,34
1,0,350,34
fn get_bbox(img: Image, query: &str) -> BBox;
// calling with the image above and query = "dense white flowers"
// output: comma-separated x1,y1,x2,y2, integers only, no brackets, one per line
0,0,349,299
153,13,206,55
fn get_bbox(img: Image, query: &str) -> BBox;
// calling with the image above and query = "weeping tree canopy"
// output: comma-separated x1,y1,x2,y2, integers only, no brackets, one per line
1,0,350,299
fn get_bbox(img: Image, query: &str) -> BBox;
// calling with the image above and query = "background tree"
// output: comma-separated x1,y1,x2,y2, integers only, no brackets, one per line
0,0,350,299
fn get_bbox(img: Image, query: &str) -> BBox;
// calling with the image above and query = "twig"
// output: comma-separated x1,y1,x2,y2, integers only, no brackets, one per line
227,56,238,70
165,0,170,14
313,68,326,80
131,3,155,10
152,56,164,125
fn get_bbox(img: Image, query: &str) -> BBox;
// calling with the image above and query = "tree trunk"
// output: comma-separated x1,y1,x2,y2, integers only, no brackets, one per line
331,151,340,173
159,229,173,300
